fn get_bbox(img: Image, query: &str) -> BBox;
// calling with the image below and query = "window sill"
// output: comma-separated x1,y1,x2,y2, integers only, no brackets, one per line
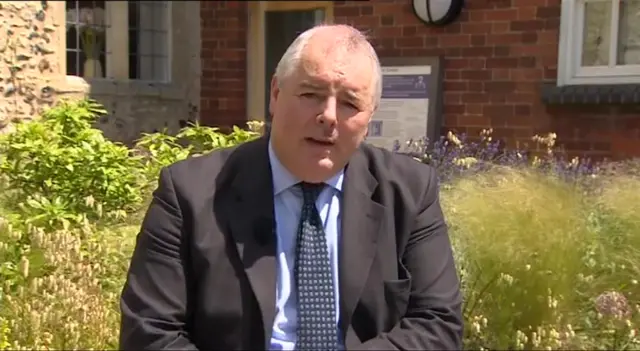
540,83,640,105
63,76,184,100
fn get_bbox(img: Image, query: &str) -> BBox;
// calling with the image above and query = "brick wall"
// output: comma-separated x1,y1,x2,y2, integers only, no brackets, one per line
200,2,247,131
200,0,640,160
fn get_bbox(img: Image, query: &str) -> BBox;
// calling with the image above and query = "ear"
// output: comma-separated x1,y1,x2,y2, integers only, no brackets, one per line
268,75,280,117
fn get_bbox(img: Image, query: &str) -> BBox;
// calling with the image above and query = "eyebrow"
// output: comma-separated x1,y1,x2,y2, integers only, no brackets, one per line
298,80,363,101
299,80,324,90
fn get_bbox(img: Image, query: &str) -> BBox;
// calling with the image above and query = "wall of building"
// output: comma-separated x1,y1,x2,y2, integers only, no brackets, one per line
200,1,247,131
0,1,61,135
0,1,201,145
200,0,640,160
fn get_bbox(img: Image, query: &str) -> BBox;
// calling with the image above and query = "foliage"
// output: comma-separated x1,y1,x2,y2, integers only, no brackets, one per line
396,129,598,184
0,99,142,230
1,98,639,350
0,219,138,350
443,166,640,349
134,120,262,187
0,100,263,231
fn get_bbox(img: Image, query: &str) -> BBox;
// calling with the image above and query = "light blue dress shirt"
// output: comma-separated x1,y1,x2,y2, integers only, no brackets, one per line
267,141,344,351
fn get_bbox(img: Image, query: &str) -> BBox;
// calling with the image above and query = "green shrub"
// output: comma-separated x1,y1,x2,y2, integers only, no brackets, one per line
134,121,263,187
0,99,144,229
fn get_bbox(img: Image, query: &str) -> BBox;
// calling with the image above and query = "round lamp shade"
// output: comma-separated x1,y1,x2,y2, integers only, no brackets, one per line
412,0,464,25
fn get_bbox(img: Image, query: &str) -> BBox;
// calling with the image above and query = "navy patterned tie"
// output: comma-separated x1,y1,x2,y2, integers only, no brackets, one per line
294,182,339,351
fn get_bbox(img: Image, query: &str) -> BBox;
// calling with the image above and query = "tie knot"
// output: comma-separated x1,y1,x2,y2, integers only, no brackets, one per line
299,182,324,203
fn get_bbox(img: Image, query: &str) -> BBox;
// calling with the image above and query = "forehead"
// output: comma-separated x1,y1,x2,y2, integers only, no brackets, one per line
294,43,375,96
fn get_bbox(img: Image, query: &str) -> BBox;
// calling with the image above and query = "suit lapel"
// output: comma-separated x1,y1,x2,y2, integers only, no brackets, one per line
339,148,385,333
224,136,277,346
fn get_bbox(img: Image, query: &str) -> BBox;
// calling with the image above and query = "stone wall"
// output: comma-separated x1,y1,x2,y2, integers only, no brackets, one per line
0,1,201,144
0,1,61,134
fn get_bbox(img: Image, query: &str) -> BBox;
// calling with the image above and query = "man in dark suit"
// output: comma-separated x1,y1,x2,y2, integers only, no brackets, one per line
119,24,463,350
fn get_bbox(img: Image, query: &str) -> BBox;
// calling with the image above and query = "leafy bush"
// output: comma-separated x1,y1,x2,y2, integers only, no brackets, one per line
134,121,262,187
0,100,263,230
0,99,144,229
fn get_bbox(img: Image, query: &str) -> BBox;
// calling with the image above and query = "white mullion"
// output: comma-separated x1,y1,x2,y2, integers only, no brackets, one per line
574,0,586,76
106,1,129,79
608,0,620,67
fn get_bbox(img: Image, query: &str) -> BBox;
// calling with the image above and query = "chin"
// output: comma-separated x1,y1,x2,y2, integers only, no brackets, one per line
316,158,335,169
298,158,338,183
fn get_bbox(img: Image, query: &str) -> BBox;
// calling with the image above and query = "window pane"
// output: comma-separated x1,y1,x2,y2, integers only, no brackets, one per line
581,1,612,67
154,1,169,30
128,1,170,81
617,0,640,65
65,0,107,78
153,57,168,82
153,32,168,56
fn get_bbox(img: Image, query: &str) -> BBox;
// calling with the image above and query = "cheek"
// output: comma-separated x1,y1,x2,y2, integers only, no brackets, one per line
339,113,370,141
274,99,297,124
281,99,316,124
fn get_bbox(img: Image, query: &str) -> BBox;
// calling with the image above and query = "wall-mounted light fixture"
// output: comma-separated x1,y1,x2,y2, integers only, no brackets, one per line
412,0,464,26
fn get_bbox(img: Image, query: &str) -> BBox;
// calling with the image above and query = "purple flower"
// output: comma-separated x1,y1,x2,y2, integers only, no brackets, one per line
394,130,601,185
595,291,631,320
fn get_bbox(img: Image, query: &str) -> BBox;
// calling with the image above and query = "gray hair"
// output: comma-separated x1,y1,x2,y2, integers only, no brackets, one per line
273,24,383,109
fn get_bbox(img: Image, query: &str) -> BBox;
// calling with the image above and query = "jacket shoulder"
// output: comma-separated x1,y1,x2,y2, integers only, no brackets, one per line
161,137,265,193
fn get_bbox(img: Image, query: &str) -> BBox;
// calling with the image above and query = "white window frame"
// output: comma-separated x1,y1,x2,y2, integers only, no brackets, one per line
65,1,172,83
557,0,640,86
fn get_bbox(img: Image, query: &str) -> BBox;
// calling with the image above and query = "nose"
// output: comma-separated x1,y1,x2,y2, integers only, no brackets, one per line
317,96,337,127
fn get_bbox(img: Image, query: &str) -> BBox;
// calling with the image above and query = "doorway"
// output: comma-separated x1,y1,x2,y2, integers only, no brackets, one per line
246,1,334,124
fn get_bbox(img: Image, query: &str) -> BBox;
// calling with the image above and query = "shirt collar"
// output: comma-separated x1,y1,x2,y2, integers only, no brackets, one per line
268,139,344,196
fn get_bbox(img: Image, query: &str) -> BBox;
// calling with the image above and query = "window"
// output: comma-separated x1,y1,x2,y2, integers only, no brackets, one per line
558,0,640,86
65,1,107,78
65,1,170,82
128,1,170,81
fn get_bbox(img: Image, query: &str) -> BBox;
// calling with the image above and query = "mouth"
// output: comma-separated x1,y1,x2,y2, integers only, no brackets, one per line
305,137,335,146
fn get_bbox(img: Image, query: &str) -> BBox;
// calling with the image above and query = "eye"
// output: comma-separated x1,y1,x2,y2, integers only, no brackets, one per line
341,100,359,109
300,92,319,99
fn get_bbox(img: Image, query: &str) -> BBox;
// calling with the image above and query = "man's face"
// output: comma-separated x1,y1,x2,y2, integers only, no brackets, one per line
269,40,376,183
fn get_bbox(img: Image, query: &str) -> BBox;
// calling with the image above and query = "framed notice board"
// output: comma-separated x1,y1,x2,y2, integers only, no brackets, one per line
366,56,444,151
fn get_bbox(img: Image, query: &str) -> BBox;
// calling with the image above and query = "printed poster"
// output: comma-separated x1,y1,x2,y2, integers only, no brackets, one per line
366,65,431,151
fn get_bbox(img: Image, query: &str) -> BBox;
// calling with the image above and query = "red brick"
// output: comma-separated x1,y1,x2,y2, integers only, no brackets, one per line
518,7,538,20
439,34,471,47
470,35,486,46
487,33,523,45
395,37,424,48
511,20,545,31
536,6,561,19
457,114,492,127
461,22,492,34
486,9,518,21
466,104,484,115
493,69,511,80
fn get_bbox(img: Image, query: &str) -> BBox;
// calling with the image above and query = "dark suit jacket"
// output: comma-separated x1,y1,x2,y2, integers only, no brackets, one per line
119,136,463,350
